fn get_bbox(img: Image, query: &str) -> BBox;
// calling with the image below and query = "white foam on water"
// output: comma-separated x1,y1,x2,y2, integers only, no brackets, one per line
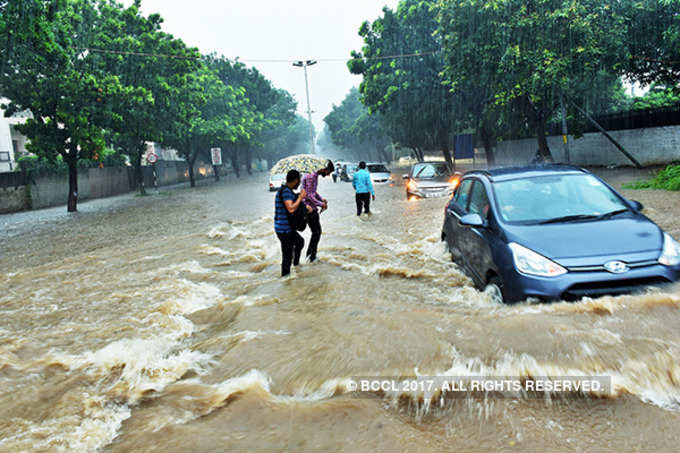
156,279,223,315
154,260,212,276
0,402,131,453
222,330,291,342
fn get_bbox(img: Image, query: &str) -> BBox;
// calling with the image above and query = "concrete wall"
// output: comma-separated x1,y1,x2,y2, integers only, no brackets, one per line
0,186,29,214
0,162,209,213
494,125,680,167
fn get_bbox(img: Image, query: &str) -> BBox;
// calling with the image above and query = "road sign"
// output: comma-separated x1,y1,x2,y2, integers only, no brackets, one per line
146,152,158,164
211,148,222,166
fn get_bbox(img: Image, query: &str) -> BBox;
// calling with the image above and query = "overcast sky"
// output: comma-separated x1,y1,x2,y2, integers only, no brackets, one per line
130,0,399,131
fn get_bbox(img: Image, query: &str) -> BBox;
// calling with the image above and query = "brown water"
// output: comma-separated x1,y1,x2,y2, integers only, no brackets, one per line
1,170,680,452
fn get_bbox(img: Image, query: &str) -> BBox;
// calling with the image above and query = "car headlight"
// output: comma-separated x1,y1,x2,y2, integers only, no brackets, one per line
659,233,680,266
407,180,417,191
509,242,567,277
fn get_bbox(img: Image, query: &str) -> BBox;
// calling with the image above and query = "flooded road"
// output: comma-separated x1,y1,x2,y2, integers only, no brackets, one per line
1,169,680,452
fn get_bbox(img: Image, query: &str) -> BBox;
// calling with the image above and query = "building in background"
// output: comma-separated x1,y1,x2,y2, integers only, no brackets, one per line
0,99,31,172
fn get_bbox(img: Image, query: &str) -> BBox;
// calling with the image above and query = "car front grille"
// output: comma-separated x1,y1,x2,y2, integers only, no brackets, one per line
567,259,659,272
561,276,671,301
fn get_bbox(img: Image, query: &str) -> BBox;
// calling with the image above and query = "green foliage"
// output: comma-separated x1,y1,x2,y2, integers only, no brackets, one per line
90,0,200,193
0,0,126,210
17,148,125,176
630,85,680,111
622,0,680,87
324,87,391,162
439,0,628,159
349,0,455,164
0,0,300,202
624,165,680,191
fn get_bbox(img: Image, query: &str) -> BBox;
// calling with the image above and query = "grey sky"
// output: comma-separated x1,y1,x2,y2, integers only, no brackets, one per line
131,0,399,131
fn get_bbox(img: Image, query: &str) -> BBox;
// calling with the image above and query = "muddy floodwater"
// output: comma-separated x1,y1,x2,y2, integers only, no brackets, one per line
1,168,680,452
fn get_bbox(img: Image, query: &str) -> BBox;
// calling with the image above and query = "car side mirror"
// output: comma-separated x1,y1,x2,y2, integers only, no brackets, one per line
629,200,644,211
402,174,409,180
459,213,484,228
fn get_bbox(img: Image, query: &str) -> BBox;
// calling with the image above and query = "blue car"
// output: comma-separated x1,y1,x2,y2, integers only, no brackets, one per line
441,165,680,303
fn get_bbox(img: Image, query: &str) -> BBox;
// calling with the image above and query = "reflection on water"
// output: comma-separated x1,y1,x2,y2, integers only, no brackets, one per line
1,173,680,452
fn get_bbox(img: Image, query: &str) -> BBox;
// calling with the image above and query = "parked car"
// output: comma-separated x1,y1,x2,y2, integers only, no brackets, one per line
441,165,680,303
404,162,460,200
367,163,392,184
269,173,285,191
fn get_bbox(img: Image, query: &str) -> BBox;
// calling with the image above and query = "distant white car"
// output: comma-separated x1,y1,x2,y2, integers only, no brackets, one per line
269,173,285,191
366,163,392,184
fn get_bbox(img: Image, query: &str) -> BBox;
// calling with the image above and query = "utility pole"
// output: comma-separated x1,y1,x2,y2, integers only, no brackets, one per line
293,60,317,154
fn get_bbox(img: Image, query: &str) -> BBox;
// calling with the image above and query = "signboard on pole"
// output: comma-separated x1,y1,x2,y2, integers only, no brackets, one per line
146,152,158,164
211,148,222,166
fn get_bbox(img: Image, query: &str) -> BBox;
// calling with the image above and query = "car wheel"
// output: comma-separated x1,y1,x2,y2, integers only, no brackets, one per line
484,276,505,304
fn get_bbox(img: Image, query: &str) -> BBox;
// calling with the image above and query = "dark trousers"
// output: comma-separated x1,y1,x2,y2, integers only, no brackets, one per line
276,231,304,276
306,210,322,261
356,193,371,215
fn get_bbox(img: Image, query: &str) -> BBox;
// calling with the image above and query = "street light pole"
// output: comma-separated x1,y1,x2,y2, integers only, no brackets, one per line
293,60,317,154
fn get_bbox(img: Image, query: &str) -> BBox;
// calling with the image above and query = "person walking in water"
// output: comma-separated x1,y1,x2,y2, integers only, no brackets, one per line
274,170,306,277
352,161,375,216
301,160,334,262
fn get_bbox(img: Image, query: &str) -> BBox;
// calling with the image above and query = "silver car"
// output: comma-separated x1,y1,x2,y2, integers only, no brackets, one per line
403,162,460,200
367,163,392,184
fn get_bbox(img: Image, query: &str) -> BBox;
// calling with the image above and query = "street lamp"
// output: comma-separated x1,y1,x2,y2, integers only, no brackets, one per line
293,60,317,154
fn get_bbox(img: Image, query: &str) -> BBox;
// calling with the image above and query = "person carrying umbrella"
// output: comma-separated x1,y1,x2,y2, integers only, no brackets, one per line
301,160,334,263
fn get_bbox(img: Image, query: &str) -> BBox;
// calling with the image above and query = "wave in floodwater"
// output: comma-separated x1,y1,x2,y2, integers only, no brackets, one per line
2,178,680,452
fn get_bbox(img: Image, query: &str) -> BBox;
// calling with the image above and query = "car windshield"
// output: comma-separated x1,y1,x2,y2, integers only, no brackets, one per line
413,163,449,179
492,174,628,224
368,164,389,173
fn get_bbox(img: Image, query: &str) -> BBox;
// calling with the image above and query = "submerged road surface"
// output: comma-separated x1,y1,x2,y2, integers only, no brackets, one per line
1,169,680,452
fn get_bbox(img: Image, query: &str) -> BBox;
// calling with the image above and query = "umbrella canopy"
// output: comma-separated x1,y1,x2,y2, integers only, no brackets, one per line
270,154,329,176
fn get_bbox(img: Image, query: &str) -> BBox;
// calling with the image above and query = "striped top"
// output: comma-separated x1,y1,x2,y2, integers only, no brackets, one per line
274,186,295,233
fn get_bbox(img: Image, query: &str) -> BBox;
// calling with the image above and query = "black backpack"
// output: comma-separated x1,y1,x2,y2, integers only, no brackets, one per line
278,186,307,232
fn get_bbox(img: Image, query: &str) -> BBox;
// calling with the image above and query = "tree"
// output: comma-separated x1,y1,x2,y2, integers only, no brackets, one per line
324,87,391,162
623,0,680,88
438,0,628,161
349,0,455,166
163,65,254,187
0,0,123,212
206,56,290,176
93,0,200,195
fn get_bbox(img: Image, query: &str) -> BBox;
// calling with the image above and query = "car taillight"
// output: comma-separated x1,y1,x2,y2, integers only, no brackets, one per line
407,180,417,191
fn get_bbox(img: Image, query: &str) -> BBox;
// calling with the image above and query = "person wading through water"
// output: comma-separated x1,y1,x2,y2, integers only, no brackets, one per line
352,161,375,216
301,160,334,263
274,170,308,277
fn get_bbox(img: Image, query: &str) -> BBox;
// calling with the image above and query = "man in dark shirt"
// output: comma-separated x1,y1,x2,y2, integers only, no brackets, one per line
274,170,306,276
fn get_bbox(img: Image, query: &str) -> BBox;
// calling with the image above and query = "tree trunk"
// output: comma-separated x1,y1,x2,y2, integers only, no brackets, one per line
67,159,78,212
213,164,220,182
412,147,424,162
479,125,496,167
134,150,146,196
245,147,253,175
188,155,196,188
230,148,240,178
441,144,454,170
376,144,390,163
534,110,553,162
